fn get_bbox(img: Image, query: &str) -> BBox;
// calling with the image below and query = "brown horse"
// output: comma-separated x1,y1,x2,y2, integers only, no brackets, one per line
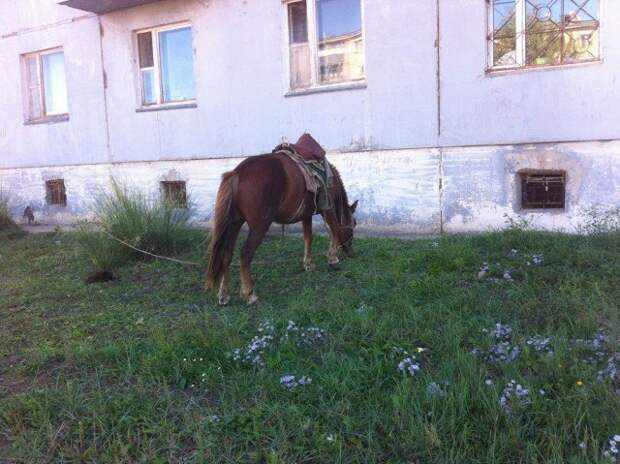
205,153,357,305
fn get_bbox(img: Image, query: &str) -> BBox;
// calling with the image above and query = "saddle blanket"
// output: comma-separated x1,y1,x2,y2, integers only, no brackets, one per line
272,143,334,211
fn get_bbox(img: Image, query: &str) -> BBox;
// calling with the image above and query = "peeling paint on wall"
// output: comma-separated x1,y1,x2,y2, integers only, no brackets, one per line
2,141,619,233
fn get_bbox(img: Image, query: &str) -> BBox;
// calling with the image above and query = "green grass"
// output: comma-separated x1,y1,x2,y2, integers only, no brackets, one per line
1,229,619,463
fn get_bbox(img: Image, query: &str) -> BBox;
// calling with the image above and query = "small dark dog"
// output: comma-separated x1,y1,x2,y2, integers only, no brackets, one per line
23,206,34,224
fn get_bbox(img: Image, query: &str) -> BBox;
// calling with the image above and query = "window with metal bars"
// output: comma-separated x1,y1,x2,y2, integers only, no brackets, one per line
520,172,565,209
161,181,187,208
46,179,67,206
488,0,600,70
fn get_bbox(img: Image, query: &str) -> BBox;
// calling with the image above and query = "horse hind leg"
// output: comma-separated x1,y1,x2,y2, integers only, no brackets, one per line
217,221,243,305
239,223,269,305
302,216,315,272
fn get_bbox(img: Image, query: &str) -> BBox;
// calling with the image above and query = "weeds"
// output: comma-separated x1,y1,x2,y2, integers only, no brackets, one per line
75,221,123,277
97,179,195,255
580,206,620,235
0,190,27,240
0,190,13,228
76,179,197,277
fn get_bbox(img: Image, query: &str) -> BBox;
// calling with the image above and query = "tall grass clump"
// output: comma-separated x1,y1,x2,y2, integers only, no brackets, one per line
99,180,195,255
0,190,13,229
75,221,124,278
77,179,196,278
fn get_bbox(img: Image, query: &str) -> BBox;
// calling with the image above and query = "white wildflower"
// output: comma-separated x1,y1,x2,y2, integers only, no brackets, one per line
280,374,312,390
398,357,421,377
499,380,531,416
531,254,544,266
492,323,513,340
427,380,449,398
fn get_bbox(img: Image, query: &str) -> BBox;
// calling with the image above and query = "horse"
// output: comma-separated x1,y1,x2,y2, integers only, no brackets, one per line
205,152,358,305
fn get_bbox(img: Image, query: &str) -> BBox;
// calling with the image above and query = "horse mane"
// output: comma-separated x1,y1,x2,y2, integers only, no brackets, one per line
328,163,350,225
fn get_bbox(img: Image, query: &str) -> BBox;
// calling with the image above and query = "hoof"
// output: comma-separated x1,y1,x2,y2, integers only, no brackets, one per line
304,262,316,272
218,294,230,306
245,293,259,305
328,262,341,271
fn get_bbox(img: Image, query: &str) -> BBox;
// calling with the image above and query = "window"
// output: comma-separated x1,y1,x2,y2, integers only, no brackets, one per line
161,181,187,208
137,24,196,106
46,179,67,207
22,48,68,121
489,0,600,70
286,0,365,90
520,172,565,209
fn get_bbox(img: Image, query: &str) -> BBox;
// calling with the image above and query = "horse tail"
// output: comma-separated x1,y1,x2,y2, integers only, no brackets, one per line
206,171,239,290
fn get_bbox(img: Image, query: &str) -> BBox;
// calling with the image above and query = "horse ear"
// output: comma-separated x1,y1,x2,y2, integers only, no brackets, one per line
350,200,358,213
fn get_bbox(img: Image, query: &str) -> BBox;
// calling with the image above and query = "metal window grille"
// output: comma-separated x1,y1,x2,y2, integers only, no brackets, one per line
489,0,600,69
161,181,187,208
521,173,565,209
46,179,67,206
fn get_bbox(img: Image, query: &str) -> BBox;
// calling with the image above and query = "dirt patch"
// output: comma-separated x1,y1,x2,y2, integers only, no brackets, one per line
0,359,76,396
0,355,23,370
0,433,11,456
0,376,31,395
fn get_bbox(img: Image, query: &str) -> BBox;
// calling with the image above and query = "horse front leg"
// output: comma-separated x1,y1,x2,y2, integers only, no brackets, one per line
321,212,341,270
302,216,315,272
239,224,269,305
327,230,341,270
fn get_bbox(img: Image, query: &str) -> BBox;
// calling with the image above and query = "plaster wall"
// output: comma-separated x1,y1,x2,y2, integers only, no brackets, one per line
2,141,619,234
1,0,619,233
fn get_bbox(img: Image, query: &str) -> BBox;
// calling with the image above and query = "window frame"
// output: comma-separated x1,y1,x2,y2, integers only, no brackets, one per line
45,179,67,207
486,0,601,73
160,180,188,209
21,47,69,124
519,171,566,210
134,21,196,109
283,0,367,94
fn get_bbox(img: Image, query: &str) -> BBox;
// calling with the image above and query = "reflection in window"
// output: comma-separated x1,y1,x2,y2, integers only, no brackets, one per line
41,52,68,115
137,24,195,106
22,49,69,121
286,0,364,90
160,27,195,102
316,0,364,85
489,0,600,69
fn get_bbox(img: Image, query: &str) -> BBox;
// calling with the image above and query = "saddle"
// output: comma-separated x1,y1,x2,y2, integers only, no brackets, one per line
273,133,333,212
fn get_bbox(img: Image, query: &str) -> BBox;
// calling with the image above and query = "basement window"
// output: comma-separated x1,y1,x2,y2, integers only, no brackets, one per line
488,0,600,70
46,179,67,206
520,172,565,209
161,181,187,208
137,23,196,106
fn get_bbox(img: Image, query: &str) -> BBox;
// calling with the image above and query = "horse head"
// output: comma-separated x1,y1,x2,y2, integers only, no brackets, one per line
337,199,358,257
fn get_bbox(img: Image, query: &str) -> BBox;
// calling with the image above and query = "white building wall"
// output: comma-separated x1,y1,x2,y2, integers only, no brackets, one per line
439,0,620,146
1,0,619,233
